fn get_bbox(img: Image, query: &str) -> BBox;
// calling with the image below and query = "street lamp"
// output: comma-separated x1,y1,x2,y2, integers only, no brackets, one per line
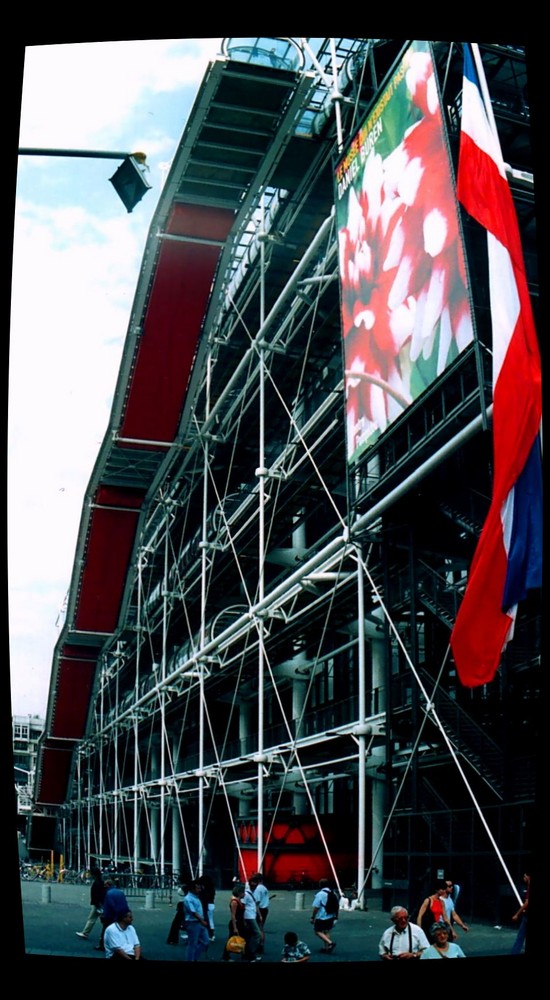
18,148,152,213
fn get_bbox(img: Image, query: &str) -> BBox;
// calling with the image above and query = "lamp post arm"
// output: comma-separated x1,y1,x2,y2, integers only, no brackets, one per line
19,148,146,162
17,149,150,212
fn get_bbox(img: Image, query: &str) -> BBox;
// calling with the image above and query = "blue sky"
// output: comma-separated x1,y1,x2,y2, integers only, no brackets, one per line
9,39,223,717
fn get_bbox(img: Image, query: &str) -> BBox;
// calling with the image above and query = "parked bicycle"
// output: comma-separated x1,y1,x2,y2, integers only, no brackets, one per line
286,870,315,891
58,867,92,884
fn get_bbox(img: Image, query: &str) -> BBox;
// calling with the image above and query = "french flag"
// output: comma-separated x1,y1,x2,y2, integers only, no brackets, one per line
450,43,542,687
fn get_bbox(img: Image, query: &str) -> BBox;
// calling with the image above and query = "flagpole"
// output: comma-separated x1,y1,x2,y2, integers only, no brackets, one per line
469,45,501,151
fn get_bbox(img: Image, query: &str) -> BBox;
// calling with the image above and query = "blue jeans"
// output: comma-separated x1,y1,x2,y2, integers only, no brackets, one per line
185,920,210,961
511,916,527,955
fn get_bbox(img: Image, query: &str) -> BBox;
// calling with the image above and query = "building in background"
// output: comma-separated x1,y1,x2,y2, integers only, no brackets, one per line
14,714,44,858
30,39,540,925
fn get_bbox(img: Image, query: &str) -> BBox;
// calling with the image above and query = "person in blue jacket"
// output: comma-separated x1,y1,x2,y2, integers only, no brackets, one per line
183,881,210,961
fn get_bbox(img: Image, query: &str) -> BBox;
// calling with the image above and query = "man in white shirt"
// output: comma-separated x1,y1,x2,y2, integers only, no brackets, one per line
251,874,270,954
379,906,429,960
251,873,270,924
103,910,143,960
242,883,263,962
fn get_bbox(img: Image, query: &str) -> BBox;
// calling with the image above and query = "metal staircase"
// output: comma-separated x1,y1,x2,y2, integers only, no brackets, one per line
416,560,461,630
419,668,505,800
439,502,483,538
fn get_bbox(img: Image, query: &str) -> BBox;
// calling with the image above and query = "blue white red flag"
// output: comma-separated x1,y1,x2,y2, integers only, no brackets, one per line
450,43,542,687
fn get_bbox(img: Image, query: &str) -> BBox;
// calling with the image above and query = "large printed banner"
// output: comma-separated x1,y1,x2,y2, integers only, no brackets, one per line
335,40,474,465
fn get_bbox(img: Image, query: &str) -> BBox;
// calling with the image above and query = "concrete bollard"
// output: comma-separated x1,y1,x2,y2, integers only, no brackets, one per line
295,891,305,910
41,884,51,904
145,890,156,910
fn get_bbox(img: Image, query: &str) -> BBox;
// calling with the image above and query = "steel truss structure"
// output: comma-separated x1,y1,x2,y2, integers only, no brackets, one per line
33,39,540,922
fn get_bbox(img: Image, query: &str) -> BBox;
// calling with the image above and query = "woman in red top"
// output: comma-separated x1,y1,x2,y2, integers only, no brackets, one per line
417,883,455,939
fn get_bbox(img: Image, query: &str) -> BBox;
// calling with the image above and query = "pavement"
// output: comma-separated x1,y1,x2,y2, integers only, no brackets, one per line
16,878,531,976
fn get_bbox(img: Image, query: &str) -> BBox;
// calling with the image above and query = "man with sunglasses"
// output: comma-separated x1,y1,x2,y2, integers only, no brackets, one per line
443,881,469,936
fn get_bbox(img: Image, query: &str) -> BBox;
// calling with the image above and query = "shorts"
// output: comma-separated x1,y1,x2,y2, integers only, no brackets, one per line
314,918,335,932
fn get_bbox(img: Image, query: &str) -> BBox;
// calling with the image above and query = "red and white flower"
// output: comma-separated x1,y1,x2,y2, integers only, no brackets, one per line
338,48,473,457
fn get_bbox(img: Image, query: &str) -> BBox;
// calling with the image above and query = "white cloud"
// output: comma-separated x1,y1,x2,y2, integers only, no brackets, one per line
20,39,223,148
9,200,137,714
10,39,223,717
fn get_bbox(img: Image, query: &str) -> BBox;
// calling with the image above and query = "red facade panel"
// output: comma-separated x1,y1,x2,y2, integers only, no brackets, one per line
95,485,144,509
51,655,96,739
167,202,235,243
73,488,144,634
40,203,234,808
119,204,234,443
36,746,74,806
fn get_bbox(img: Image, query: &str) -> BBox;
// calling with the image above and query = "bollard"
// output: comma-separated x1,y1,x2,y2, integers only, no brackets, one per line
295,891,305,910
145,890,156,910
41,884,51,904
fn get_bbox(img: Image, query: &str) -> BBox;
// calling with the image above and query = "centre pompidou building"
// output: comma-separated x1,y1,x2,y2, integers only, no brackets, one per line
32,38,541,925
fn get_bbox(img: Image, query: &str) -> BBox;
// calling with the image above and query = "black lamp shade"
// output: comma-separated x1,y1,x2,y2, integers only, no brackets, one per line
110,156,152,213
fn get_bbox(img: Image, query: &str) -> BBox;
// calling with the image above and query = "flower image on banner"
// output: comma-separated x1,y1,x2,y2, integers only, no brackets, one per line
335,40,474,465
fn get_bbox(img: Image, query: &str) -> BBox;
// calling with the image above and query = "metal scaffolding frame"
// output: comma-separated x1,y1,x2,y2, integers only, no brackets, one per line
35,39,539,918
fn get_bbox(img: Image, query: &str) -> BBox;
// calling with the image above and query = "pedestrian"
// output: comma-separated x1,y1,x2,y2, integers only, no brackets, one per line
104,909,144,960
251,872,271,925
222,883,246,962
281,930,311,963
166,900,184,945
511,872,530,954
417,882,454,937
99,878,130,952
75,866,106,942
446,877,461,909
379,906,429,960
421,922,466,959
197,872,216,941
103,879,130,923
249,874,268,953
183,880,210,961
242,880,263,962
310,878,338,953
442,881,469,936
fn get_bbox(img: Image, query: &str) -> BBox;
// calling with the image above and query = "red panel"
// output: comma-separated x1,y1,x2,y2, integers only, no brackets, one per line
269,820,322,844
120,204,234,443
36,746,74,805
239,849,357,887
96,485,144,509
51,655,96,739
74,504,141,633
166,202,235,242
239,849,329,885
61,642,102,659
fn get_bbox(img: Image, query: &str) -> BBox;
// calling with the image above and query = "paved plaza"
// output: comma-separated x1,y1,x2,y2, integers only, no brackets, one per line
17,878,529,974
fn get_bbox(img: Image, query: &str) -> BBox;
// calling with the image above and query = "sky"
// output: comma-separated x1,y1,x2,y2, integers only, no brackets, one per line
9,38,224,718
